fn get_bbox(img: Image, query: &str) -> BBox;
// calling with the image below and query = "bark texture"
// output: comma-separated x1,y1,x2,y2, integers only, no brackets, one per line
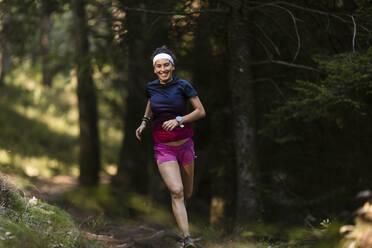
72,0,101,186
227,0,261,223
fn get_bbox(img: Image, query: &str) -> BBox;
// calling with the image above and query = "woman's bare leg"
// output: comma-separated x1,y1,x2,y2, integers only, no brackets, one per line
180,162,194,200
158,161,190,237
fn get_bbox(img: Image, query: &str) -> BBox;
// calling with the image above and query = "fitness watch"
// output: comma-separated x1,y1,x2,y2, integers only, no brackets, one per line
176,116,184,128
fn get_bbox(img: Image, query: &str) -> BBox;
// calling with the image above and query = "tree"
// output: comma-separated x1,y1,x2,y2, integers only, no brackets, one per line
0,13,10,86
40,0,57,86
113,0,176,194
72,0,101,186
225,0,261,224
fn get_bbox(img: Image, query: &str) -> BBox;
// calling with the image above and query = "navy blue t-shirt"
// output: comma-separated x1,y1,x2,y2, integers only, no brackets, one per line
145,77,198,142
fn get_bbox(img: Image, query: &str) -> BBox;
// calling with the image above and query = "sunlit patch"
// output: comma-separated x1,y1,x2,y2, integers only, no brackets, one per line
24,166,40,177
105,164,117,176
210,196,225,227
6,153,78,179
0,149,11,164
70,167,79,177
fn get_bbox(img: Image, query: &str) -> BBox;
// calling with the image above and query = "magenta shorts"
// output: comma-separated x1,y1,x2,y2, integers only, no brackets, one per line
154,138,196,166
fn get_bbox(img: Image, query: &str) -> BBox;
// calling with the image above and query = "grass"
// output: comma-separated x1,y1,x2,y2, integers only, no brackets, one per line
0,175,105,248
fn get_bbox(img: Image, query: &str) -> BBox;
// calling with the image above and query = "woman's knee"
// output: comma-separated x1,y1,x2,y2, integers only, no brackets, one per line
170,185,184,199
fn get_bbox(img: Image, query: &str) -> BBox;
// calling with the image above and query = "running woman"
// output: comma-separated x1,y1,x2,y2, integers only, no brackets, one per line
135,45,206,248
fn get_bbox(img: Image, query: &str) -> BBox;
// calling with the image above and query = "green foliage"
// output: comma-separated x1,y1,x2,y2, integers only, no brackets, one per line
261,48,372,142
355,0,372,46
0,176,103,248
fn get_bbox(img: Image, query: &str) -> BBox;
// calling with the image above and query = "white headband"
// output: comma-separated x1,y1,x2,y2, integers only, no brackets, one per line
153,53,174,66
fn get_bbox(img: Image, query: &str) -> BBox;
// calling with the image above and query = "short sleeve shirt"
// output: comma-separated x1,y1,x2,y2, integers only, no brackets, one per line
145,77,198,143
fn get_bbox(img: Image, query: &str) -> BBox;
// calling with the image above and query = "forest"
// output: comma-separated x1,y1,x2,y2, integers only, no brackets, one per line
1,0,372,247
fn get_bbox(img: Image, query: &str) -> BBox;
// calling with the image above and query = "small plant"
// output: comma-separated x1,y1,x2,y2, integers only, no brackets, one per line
320,218,330,229
82,213,109,233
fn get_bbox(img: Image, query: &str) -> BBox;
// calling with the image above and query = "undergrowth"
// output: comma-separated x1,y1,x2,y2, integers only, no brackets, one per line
0,174,104,248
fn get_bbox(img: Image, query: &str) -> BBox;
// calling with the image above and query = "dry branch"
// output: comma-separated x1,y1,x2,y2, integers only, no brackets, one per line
250,2,302,61
249,1,349,23
254,24,281,56
349,15,357,52
92,1,228,16
81,231,120,242
253,78,286,100
252,59,320,72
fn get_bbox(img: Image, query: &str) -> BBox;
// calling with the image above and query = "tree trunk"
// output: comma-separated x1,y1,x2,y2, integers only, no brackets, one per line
0,14,11,86
41,13,52,86
72,0,101,186
112,1,152,194
227,1,261,224
0,42,4,86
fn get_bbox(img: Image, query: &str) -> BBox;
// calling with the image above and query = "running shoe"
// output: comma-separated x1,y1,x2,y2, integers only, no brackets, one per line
183,236,197,248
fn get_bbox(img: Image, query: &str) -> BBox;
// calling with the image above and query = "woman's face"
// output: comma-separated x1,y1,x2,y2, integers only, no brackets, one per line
154,58,175,83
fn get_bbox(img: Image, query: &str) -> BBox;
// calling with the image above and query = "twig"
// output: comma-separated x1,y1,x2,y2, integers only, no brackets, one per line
249,1,349,23
134,230,182,243
254,36,273,59
81,231,120,242
349,15,357,52
255,8,300,47
254,24,281,55
248,2,301,61
252,59,320,72
253,78,286,100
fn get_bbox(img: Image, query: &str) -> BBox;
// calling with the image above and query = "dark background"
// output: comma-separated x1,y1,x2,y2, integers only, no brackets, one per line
1,0,372,243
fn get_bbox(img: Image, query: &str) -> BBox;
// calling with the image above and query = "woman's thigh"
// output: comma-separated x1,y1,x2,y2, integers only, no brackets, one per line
157,161,184,193
180,162,194,199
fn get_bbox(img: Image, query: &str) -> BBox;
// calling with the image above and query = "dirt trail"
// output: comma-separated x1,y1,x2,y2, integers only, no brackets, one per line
27,175,187,248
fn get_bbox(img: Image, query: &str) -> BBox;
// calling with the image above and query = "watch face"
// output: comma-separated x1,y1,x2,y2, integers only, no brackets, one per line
176,116,182,122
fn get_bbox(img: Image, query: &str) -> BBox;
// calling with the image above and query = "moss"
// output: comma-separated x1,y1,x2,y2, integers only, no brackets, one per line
0,176,104,248
0,217,49,248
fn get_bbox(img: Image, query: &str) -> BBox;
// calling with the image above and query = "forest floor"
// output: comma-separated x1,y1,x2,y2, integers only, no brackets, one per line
6,172,349,248
20,173,249,248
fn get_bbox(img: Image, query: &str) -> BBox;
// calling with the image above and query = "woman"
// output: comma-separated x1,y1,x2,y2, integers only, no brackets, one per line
135,45,205,248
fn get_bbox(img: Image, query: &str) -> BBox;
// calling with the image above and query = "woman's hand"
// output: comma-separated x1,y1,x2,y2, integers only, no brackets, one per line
162,119,179,131
136,122,147,141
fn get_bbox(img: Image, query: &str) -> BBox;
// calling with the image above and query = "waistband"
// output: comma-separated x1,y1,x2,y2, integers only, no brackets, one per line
154,138,193,150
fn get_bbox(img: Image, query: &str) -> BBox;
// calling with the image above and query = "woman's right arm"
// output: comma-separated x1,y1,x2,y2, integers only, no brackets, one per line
135,100,152,141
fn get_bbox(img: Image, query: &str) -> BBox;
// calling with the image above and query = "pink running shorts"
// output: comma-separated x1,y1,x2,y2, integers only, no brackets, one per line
154,138,196,166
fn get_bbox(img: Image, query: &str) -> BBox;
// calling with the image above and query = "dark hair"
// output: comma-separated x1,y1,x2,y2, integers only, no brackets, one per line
151,45,177,64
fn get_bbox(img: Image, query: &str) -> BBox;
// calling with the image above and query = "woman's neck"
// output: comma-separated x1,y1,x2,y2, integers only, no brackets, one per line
159,77,173,84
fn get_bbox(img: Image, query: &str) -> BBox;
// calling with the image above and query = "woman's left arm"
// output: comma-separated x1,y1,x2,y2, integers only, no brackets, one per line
182,96,206,123
162,96,206,131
